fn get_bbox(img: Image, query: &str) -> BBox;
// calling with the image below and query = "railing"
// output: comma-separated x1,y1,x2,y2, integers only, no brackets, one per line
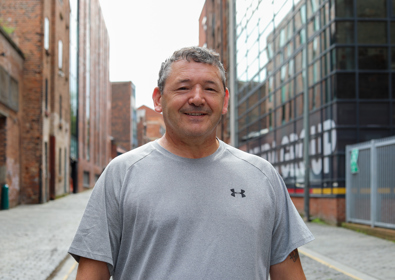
346,136,395,229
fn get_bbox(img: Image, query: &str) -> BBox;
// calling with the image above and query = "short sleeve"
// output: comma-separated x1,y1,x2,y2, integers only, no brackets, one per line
269,169,314,265
68,164,123,275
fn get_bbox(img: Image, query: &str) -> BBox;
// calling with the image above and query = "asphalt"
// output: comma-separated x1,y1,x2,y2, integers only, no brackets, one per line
0,189,394,280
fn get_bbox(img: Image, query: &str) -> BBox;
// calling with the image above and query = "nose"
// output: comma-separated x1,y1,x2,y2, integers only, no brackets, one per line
188,85,205,106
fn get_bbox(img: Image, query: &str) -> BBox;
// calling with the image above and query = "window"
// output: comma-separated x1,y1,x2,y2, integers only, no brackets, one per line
333,73,355,99
359,103,389,125
358,22,387,44
332,21,354,44
335,0,354,18
359,73,389,99
59,148,62,175
358,47,388,70
333,47,355,70
356,0,386,18
58,40,63,69
59,95,62,120
45,79,48,110
44,18,49,50
83,171,90,188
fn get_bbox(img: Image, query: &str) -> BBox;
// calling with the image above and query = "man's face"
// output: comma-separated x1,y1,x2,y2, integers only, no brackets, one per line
153,60,229,142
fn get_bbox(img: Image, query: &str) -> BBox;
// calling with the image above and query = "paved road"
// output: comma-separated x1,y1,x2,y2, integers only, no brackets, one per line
1,189,394,279
0,190,91,280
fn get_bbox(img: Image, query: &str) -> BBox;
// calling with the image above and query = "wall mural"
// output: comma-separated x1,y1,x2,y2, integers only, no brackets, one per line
250,119,337,180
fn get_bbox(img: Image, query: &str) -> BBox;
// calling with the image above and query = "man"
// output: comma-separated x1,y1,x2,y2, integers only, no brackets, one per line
69,47,314,279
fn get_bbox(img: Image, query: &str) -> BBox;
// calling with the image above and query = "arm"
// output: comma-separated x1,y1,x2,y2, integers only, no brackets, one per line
76,257,111,280
270,249,306,280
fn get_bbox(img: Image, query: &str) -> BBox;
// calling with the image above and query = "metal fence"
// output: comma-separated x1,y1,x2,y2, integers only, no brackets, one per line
346,136,395,229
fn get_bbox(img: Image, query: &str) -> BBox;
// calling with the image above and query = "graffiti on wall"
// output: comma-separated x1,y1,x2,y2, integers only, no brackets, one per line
250,119,337,180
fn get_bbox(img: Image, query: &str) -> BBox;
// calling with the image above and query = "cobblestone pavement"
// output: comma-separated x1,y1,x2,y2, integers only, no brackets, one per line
0,190,92,280
2,189,395,280
303,223,395,280
301,254,354,280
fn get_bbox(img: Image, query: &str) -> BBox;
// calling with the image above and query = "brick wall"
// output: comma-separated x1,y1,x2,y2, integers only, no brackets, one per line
50,0,70,198
76,0,111,192
199,0,230,144
111,82,132,152
1,0,45,203
0,26,24,208
291,196,346,225
137,105,164,146
0,0,70,204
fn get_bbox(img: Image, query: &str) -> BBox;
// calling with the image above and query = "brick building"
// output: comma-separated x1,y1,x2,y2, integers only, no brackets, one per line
199,0,231,144
0,27,24,208
0,0,70,205
71,0,112,192
111,81,137,154
137,105,165,146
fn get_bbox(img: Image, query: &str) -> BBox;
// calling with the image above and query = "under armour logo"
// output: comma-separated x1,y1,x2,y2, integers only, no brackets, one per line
230,189,246,198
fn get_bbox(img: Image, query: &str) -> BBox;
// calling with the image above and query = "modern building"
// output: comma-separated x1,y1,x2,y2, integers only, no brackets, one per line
226,0,395,223
137,105,165,147
111,81,137,154
0,0,71,204
0,27,24,208
70,0,112,192
199,0,231,143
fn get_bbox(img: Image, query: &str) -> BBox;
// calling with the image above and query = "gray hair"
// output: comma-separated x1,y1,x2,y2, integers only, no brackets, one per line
157,46,226,94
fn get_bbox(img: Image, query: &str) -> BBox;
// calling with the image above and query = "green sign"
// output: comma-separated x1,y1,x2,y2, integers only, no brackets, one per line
350,149,359,174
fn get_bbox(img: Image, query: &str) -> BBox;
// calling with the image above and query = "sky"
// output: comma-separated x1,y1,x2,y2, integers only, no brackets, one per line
99,0,206,109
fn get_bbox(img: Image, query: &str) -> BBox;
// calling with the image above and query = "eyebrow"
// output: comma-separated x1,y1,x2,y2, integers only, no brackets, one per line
176,79,219,86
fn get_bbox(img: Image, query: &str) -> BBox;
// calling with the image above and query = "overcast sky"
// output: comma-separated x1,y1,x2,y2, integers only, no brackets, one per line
99,0,206,109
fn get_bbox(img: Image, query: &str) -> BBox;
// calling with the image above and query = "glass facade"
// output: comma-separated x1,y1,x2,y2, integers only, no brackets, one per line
233,0,395,196
132,84,138,149
69,0,79,160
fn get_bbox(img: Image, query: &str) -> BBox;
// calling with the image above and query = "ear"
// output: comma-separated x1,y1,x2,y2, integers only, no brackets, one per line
152,87,163,113
222,88,230,115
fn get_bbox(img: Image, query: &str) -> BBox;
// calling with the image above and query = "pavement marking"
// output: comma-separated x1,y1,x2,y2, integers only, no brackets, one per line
299,248,378,280
63,262,78,280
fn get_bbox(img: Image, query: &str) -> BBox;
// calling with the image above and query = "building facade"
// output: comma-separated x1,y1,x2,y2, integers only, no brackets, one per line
229,0,395,223
0,0,70,204
0,27,24,208
72,0,112,192
199,0,231,143
137,105,165,147
111,81,137,153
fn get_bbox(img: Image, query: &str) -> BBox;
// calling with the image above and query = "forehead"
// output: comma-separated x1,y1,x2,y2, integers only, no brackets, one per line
167,60,222,82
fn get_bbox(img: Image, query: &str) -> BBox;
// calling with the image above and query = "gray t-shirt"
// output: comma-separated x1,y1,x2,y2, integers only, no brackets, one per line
69,140,314,279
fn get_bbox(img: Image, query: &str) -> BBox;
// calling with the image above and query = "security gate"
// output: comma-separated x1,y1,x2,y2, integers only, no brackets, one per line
346,136,395,229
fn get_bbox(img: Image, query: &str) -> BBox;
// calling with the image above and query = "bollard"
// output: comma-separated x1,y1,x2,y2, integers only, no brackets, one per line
1,184,9,210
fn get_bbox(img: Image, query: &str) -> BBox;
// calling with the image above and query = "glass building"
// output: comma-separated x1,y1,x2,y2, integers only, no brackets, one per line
232,0,395,199
69,0,79,191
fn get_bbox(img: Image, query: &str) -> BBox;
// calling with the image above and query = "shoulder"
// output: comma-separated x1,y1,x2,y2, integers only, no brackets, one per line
221,142,275,174
106,141,157,173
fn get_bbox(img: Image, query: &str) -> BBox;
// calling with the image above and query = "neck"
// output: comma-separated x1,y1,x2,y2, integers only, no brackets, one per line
158,134,219,159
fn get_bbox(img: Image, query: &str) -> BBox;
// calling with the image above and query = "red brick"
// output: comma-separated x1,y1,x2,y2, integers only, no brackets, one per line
137,105,164,146
1,0,71,205
291,196,346,225
75,0,111,192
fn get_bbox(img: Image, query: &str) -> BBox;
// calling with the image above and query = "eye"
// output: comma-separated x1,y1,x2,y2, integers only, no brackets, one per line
177,87,188,91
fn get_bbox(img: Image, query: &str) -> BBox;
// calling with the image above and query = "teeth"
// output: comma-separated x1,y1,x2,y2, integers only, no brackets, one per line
186,113,204,116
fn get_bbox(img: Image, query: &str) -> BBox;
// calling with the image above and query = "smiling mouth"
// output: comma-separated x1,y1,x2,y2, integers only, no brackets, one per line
184,113,206,116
